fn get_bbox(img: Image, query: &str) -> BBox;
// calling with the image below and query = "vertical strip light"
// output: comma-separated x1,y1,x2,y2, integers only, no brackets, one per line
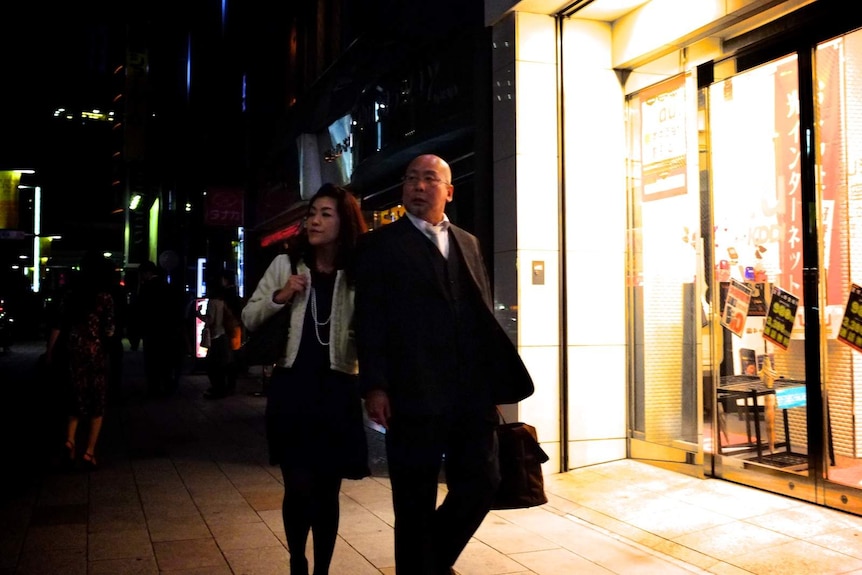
186,34,192,102
221,0,227,36
236,226,244,298
32,186,41,293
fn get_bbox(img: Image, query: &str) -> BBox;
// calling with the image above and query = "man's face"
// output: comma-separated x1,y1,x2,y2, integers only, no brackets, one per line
401,156,453,224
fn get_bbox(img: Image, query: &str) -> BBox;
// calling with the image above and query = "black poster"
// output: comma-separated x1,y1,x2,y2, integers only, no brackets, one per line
763,286,798,351
838,283,862,353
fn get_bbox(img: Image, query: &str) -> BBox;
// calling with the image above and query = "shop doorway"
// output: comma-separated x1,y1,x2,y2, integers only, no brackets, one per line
627,26,862,514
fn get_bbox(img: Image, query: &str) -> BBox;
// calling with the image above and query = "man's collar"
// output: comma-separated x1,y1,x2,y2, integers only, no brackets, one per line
405,211,449,230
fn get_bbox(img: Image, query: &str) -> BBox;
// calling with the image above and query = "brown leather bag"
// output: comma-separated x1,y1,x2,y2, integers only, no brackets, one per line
491,410,549,510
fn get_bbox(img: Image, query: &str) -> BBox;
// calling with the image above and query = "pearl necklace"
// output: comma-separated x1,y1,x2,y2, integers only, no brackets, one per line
310,287,332,345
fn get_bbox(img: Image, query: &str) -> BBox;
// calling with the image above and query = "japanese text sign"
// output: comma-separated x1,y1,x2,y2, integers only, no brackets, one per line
763,286,798,350
838,283,862,353
205,187,244,227
721,279,752,337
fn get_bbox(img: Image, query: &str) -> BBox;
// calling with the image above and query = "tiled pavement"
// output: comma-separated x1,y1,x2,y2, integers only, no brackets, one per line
2,339,862,574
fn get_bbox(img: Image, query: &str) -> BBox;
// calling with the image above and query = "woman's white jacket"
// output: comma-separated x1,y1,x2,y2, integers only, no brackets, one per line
241,254,358,374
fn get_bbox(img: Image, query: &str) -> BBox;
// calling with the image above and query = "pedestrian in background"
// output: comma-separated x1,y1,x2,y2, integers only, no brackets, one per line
242,183,370,575
199,269,242,399
354,154,534,575
137,261,184,397
45,250,116,470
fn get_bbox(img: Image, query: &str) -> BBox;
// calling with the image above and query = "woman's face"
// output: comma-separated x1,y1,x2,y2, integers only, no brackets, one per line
306,196,341,247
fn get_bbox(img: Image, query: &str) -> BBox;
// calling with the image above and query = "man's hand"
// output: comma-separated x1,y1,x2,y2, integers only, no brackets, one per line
364,389,391,429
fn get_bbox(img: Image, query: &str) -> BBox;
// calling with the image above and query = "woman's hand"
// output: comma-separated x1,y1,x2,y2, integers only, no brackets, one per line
273,273,308,305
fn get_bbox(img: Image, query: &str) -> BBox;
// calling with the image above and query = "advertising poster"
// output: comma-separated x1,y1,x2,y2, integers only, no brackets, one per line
763,286,799,350
640,75,687,201
837,283,862,353
720,279,752,337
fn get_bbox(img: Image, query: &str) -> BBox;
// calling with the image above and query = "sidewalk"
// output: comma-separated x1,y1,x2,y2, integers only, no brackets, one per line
2,340,862,574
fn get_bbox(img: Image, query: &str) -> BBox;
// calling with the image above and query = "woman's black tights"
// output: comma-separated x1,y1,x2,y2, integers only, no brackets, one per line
280,465,343,575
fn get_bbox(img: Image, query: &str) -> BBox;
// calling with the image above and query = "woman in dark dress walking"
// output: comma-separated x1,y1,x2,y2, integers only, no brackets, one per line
241,183,369,575
46,251,116,470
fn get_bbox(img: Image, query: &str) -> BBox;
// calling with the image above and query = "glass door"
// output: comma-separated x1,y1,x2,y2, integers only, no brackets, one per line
701,31,862,514
704,53,816,502
626,72,705,475
815,30,862,512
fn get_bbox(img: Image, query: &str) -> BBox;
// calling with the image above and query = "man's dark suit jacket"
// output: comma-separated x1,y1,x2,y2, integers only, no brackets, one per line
355,217,534,417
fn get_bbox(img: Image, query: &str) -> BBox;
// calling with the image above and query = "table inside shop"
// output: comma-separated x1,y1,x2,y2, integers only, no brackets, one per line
717,375,807,466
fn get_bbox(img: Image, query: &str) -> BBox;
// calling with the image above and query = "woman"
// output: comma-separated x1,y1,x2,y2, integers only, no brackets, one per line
241,183,370,575
46,251,116,470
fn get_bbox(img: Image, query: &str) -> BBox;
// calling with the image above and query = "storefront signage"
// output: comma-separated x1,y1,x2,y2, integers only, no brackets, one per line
817,41,844,307
721,279,752,337
640,75,687,202
837,283,862,353
205,187,244,227
747,282,768,316
775,58,802,296
763,286,799,350
0,171,21,229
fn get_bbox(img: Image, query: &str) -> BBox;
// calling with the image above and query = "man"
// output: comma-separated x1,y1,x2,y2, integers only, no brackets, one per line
137,261,184,397
355,154,534,575
201,269,242,399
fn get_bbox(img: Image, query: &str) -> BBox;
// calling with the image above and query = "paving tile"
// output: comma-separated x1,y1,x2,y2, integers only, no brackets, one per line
28,503,87,527
222,545,290,575
340,529,395,571
89,556,160,575
745,504,862,539
198,501,262,526
509,547,613,575
141,500,201,521
208,521,282,551
455,539,535,574
13,546,87,575
21,523,87,552
729,539,862,575
88,505,148,533
88,528,153,561
238,484,284,512
672,520,794,557
152,538,227,571
147,516,212,543
474,514,560,554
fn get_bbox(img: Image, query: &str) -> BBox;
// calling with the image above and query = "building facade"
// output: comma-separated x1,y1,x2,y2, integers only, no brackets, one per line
486,0,862,516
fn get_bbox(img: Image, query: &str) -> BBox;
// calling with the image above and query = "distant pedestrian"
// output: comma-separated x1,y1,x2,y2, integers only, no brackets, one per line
45,250,116,470
242,183,370,575
199,269,242,399
137,261,184,397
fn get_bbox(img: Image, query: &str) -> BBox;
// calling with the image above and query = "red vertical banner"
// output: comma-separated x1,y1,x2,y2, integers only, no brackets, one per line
816,41,844,307
775,60,803,298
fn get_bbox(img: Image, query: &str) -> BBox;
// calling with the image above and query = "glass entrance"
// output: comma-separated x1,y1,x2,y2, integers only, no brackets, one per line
705,53,815,496
701,30,862,514
626,72,704,473
628,26,862,514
